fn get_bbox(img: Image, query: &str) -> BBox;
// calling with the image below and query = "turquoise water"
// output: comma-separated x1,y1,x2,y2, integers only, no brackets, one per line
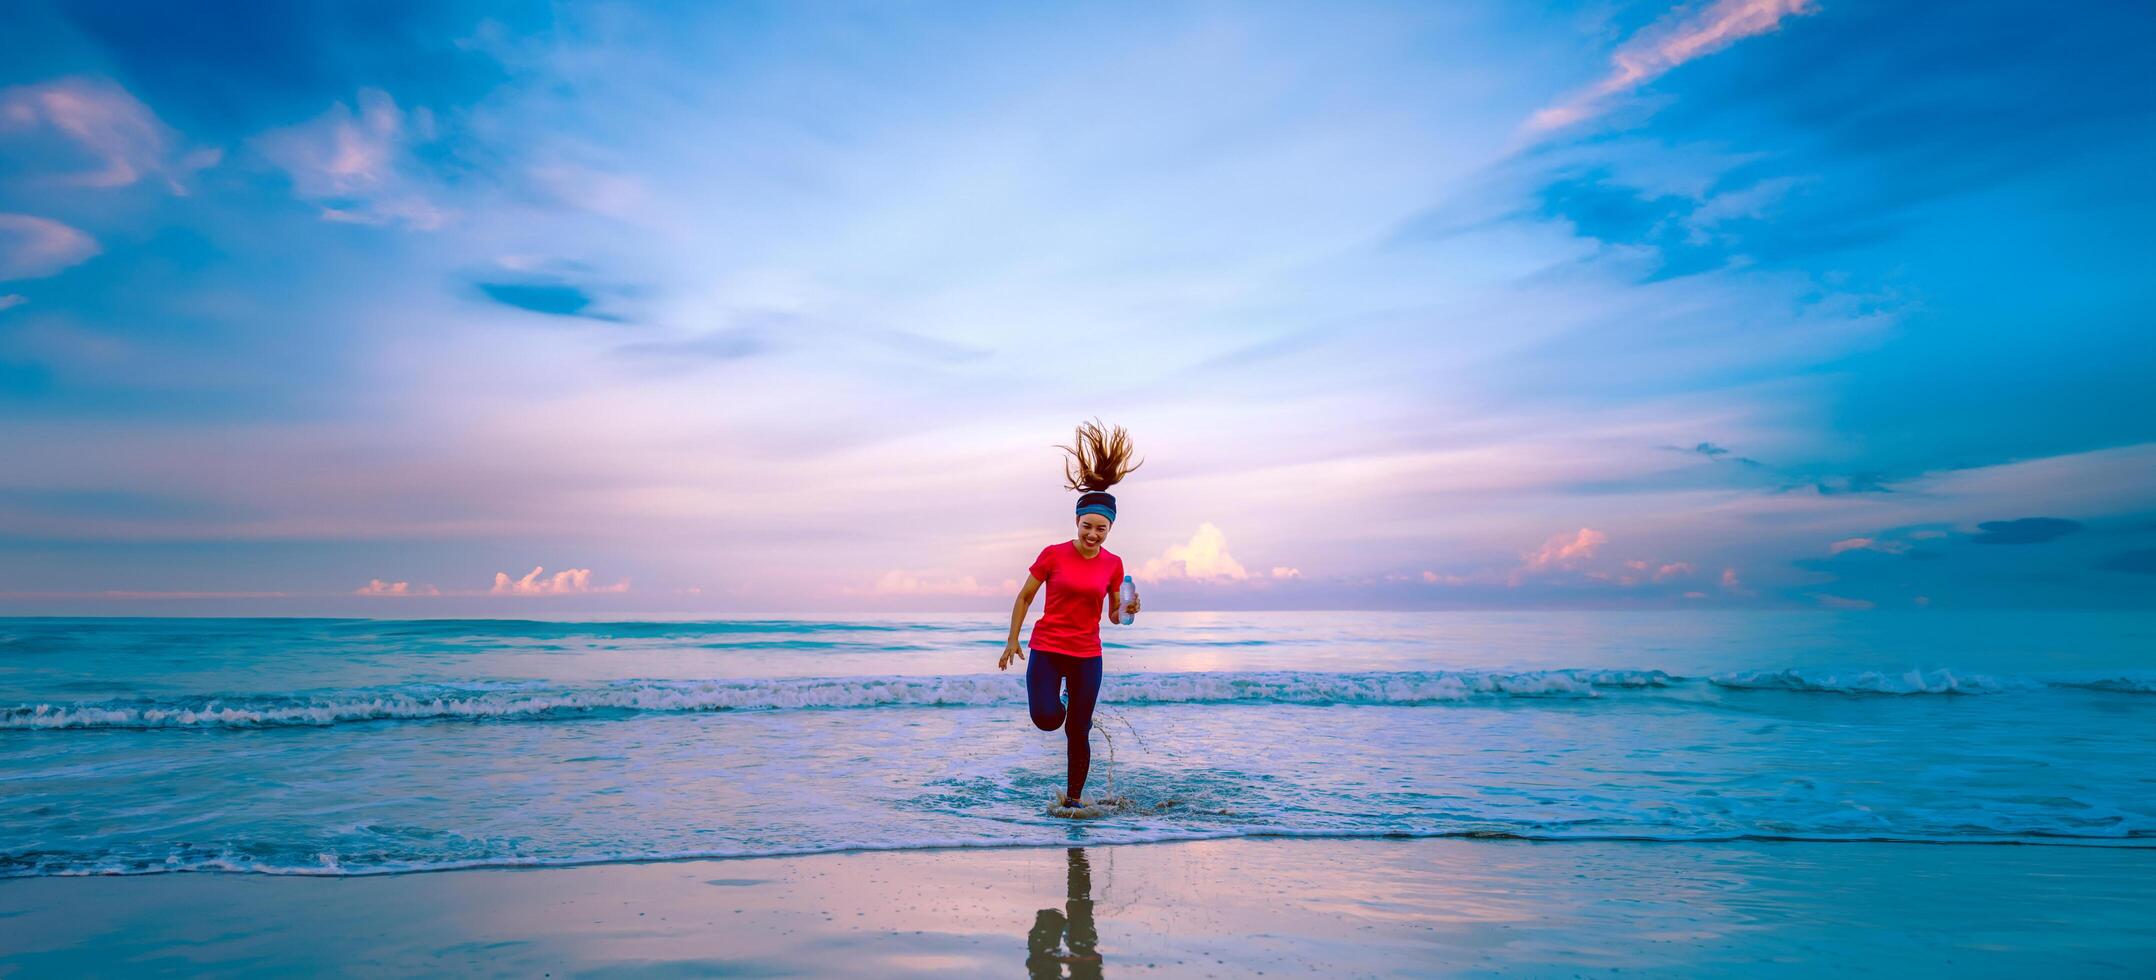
2,611,2152,876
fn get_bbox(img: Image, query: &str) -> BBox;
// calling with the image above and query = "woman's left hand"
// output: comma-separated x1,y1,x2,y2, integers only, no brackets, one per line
1124,595,1141,617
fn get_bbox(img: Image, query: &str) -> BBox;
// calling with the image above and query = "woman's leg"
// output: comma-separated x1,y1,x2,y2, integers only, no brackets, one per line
1026,647,1067,733
1061,655,1103,802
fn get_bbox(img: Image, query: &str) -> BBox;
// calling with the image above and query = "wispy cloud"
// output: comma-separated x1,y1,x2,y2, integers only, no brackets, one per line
525,160,650,220
255,88,447,229
1828,536,1908,556
0,213,100,280
1590,558,1698,587
0,77,220,193
1811,592,1876,610
0,294,25,312
1529,0,1820,132
1969,518,2082,545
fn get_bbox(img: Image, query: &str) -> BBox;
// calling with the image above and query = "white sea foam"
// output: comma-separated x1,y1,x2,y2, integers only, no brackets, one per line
9,665,2151,731
0,669,1678,730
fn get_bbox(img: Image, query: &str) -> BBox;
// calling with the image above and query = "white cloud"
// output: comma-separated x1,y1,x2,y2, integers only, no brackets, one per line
1137,523,1251,582
0,294,24,312
490,565,629,594
0,213,99,280
1269,565,1301,579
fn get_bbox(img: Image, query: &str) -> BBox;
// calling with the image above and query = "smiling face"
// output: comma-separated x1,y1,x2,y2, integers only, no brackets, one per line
1075,513,1111,552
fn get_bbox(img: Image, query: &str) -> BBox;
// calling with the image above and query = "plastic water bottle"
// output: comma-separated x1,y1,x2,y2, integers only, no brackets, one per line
1118,575,1137,625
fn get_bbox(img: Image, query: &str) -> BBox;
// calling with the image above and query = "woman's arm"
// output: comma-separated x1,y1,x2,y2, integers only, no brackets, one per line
1000,575,1043,670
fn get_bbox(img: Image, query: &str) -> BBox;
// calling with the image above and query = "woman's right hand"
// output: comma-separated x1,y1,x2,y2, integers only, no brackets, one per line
998,640,1025,671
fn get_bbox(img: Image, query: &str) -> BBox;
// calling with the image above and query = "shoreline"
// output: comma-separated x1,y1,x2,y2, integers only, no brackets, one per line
10,828,2156,881
5,836,2152,976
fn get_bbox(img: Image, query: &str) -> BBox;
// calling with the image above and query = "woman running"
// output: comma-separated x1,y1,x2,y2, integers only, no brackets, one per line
999,420,1143,813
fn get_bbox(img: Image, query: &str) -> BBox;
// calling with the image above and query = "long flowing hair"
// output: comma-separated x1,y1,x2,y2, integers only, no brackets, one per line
1056,419,1144,492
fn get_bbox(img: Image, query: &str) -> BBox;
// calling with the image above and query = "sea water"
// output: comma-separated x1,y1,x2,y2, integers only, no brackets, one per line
2,611,2151,876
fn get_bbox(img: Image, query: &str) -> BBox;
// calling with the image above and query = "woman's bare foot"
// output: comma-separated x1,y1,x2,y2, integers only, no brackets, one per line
1048,792,1105,819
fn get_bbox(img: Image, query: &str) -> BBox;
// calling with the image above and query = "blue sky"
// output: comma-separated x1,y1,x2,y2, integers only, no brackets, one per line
1,0,2152,613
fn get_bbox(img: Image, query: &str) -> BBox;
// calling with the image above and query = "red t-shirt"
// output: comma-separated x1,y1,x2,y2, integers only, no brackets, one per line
1026,540,1124,658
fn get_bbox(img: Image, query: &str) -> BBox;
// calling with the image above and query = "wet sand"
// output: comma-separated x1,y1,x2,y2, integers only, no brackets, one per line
2,837,2152,976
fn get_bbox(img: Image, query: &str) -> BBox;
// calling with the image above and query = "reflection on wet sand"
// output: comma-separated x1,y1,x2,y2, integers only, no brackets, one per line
1026,848,1103,979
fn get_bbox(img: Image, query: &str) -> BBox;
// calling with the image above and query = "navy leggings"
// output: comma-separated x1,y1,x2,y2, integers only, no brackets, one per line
1027,648,1103,801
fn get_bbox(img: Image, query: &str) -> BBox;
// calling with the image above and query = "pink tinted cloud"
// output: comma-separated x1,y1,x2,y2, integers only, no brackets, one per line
1529,0,1820,132
1435,528,1703,590
1510,527,1606,584
0,213,99,280
1593,556,1692,587
255,89,447,229
490,566,629,595
1137,523,1253,583
0,77,219,192
355,578,441,596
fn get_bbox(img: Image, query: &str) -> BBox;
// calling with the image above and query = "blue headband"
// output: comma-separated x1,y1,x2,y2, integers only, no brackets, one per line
1075,491,1117,522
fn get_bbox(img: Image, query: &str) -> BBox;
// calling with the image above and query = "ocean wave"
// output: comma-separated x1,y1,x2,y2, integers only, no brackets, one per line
1703,668,2156,696
1706,667,2041,695
0,669,1675,730
2049,675,2156,694
6,666,2148,731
